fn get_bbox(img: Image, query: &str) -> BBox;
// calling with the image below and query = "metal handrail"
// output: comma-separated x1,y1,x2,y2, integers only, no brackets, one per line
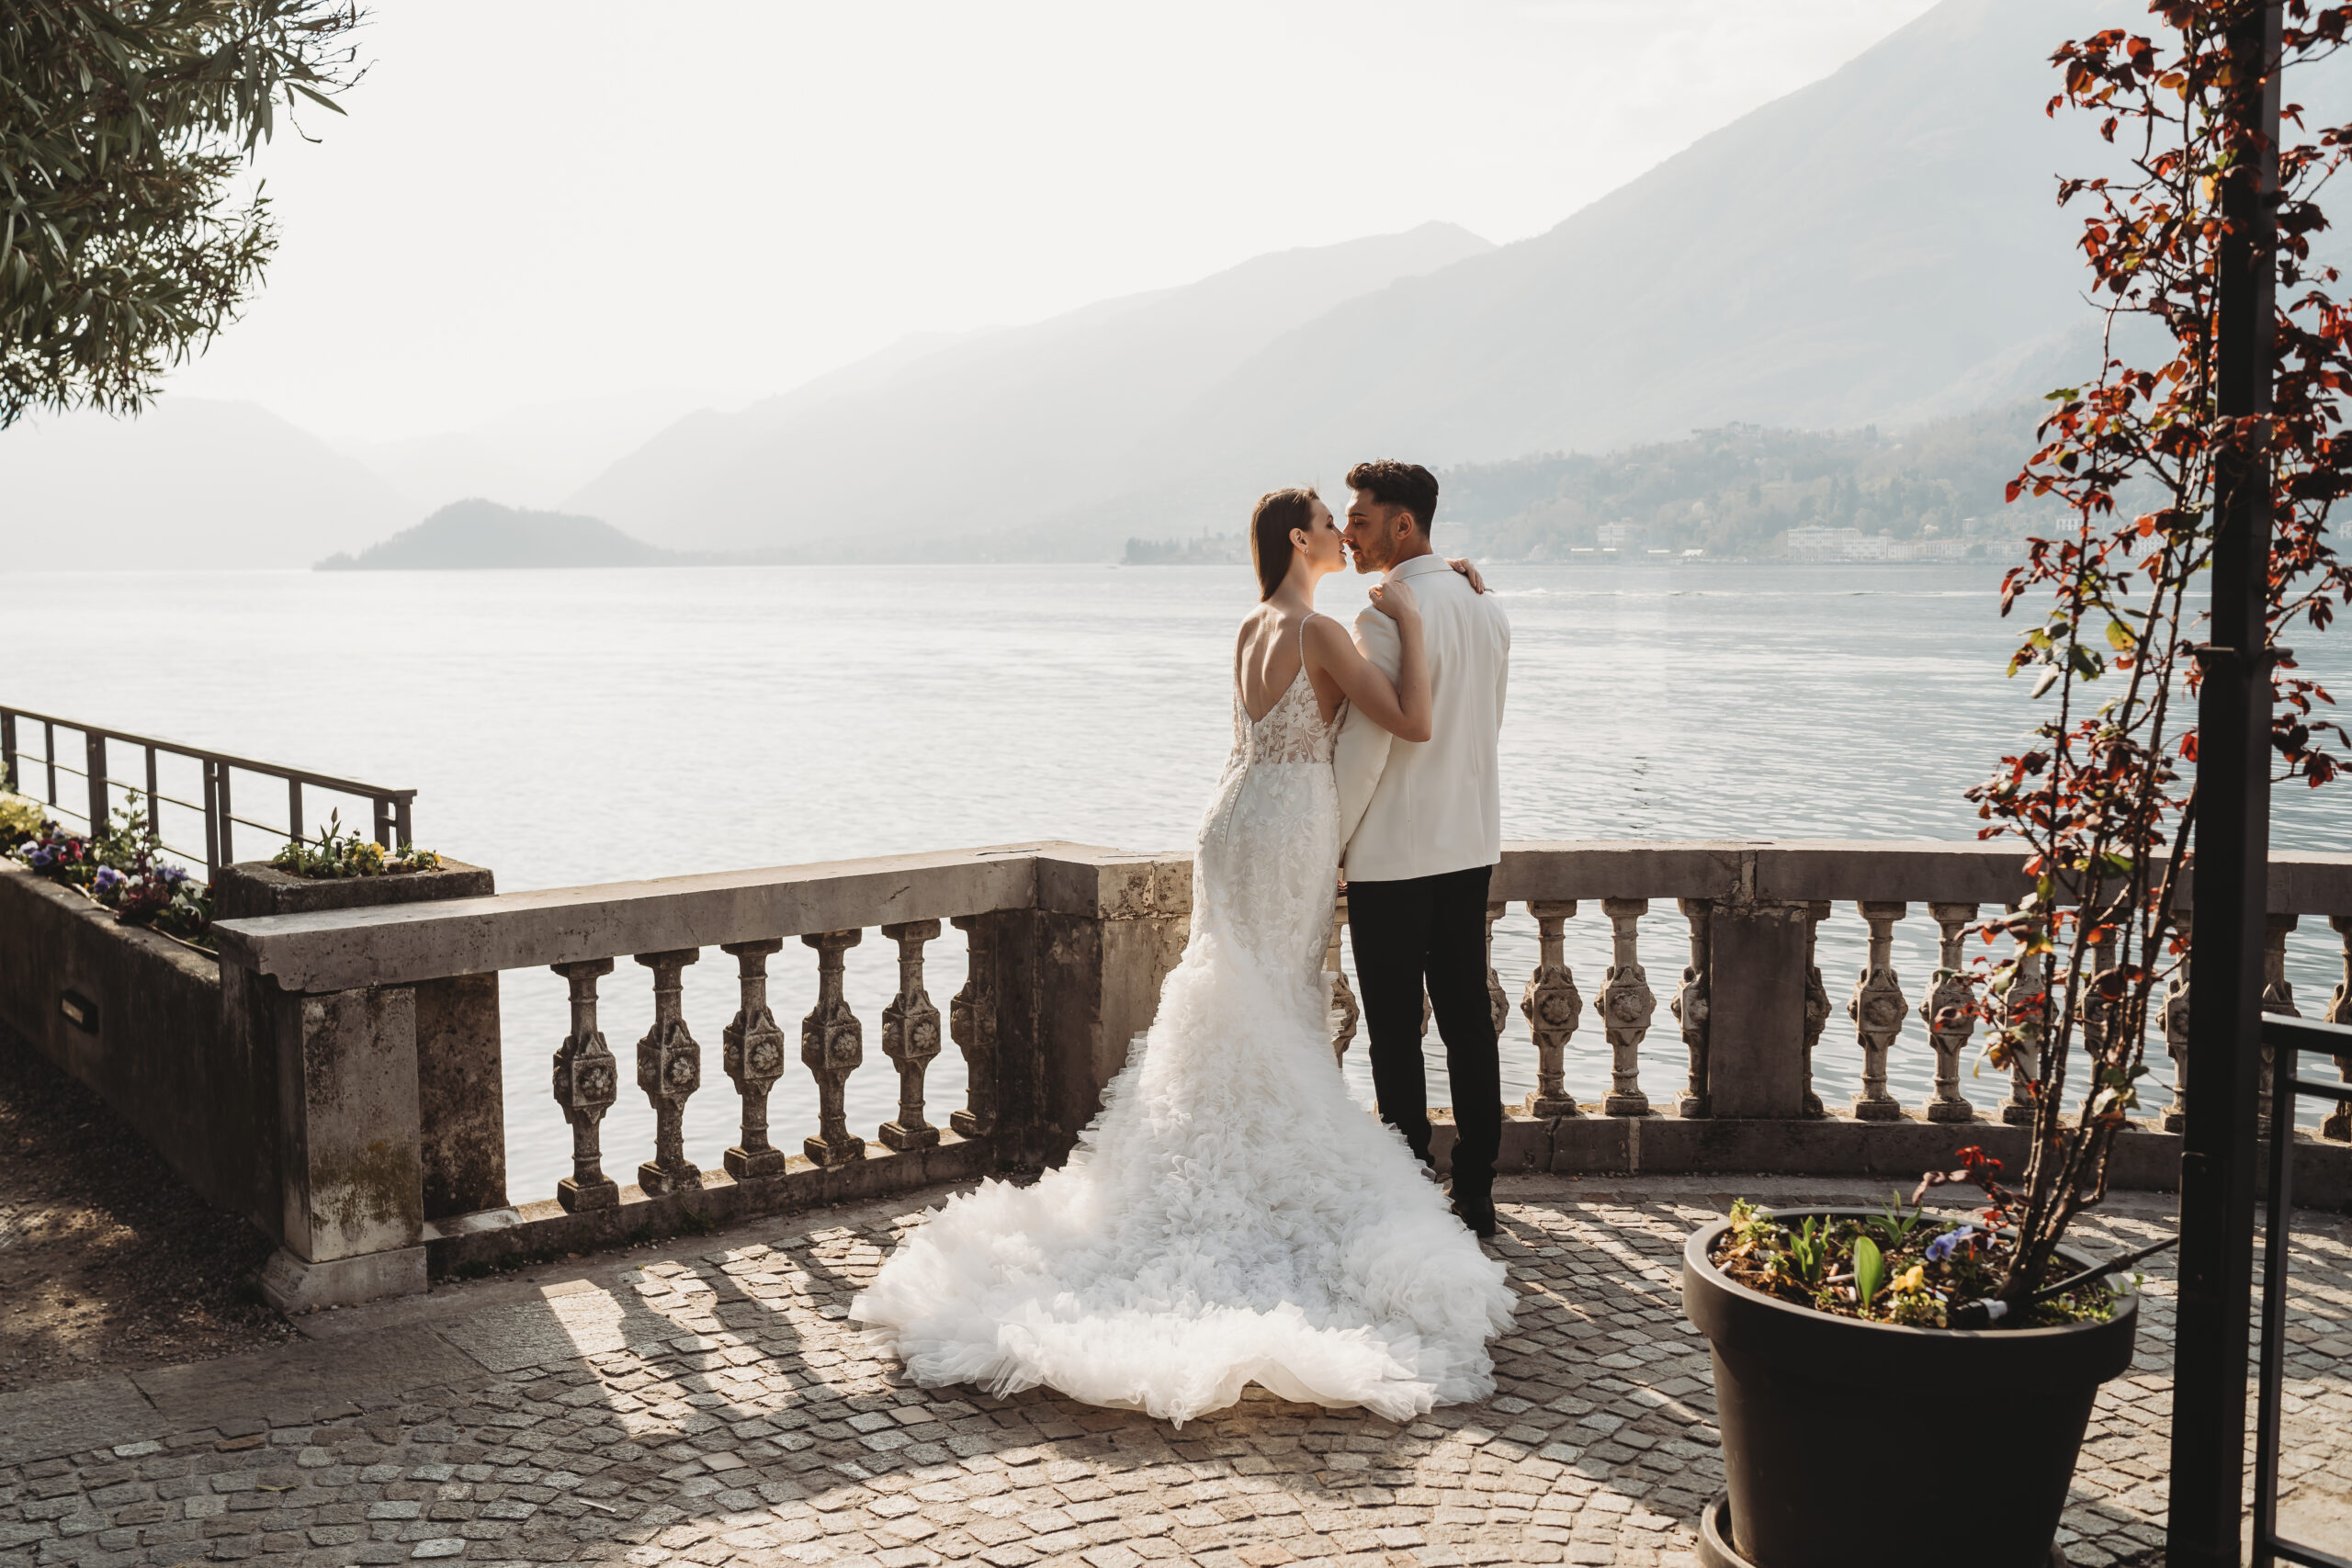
0,704,417,883
2254,1015,2352,1568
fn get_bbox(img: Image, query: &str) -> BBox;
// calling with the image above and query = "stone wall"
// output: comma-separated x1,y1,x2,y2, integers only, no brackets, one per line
0,863,274,1233
0,858,512,1258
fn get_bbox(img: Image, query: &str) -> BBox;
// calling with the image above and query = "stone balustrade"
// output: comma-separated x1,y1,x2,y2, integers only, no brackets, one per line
211,844,1190,1310
1323,839,2352,1198
199,838,2352,1310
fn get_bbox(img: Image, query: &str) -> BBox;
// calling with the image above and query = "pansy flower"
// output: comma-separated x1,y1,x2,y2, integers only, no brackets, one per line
1926,1224,1979,1264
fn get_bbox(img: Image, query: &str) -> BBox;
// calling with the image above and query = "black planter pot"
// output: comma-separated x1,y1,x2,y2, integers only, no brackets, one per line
1680,1209,2140,1568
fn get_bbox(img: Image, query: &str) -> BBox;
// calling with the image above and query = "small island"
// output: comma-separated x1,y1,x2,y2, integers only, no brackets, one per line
316,498,689,570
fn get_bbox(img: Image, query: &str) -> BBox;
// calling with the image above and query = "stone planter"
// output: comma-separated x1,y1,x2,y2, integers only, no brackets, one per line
1679,1209,2139,1568
212,858,494,920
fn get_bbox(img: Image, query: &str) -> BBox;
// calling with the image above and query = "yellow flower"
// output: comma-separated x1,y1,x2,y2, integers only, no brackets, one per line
0,793,44,839
1895,1265,1926,1295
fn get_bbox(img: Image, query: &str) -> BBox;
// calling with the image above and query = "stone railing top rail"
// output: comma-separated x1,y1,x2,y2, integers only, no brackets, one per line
212,842,1190,994
1493,839,2352,909
214,837,2352,995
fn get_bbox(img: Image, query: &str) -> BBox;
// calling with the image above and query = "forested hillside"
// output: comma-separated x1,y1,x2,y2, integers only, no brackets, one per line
1125,400,2075,564
1439,400,2064,558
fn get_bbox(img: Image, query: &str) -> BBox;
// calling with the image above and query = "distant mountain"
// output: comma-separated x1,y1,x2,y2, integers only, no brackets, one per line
23,0,2304,571
0,397,409,569
316,499,680,570
563,222,1497,554
1034,0,2158,557
564,0,2214,563
1154,0,2128,488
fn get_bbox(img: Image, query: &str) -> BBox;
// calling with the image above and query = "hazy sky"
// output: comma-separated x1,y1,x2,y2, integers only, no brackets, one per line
164,0,1939,443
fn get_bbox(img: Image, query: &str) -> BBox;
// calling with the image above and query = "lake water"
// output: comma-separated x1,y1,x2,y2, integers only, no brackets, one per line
9,561,2349,1200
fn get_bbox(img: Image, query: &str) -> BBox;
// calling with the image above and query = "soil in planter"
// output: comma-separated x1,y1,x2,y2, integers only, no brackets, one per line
0,1020,294,1390
1710,1199,2118,1329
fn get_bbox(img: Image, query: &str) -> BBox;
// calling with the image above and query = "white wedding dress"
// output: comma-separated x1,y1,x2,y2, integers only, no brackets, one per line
851,622,1515,1425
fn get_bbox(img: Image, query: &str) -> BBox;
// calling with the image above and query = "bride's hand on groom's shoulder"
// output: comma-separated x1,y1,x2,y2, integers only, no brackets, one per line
1447,557,1490,594
1368,577,1419,622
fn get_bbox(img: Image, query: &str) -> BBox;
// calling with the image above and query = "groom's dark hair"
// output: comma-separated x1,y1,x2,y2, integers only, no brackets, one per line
1346,459,1439,534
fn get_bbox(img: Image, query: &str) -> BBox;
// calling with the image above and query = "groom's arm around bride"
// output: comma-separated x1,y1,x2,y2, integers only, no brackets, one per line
1331,460,1511,1237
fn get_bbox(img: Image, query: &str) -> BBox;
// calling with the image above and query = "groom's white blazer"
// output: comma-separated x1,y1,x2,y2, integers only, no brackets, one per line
1334,552,1511,880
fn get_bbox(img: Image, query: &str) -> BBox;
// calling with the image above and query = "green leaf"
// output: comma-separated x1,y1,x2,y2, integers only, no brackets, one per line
2107,619,2138,649
1854,1236,1887,1310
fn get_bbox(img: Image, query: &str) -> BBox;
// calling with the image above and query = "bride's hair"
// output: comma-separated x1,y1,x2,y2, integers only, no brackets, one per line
1249,487,1320,601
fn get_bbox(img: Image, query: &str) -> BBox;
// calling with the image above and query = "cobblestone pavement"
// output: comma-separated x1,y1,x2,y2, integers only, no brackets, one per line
0,1174,2346,1568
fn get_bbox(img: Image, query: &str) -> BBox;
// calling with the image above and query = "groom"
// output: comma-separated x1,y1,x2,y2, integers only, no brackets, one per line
1333,460,1511,1238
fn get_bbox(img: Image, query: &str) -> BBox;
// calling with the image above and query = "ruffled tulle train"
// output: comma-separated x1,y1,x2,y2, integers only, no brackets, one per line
850,927,1516,1424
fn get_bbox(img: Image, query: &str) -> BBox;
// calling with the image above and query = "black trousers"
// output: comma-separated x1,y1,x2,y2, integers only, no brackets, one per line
1346,863,1501,1198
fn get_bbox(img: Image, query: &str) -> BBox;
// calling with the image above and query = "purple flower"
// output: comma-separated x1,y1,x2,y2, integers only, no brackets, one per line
1926,1225,1979,1264
93,867,125,894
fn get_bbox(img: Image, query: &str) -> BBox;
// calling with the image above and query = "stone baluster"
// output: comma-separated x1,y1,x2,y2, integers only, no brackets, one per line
1848,902,1907,1121
2265,914,2301,1017
1919,903,1977,1123
633,949,703,1195
1801,902,1831,1116
1326,900,1360,1066
1669,899,1711,1118
879,920,944,1150
550,957,621,1211
948,916,997,1137
2324,915,2352,1141
2262,913,2301,1122
1597,897,1654,1115
2008,909,2050,1126
2076,926,2119,1062
801,930,866,1165
1484,903,1510,1035
1520,900,1582,1118
718,940,790,1179
2160,914,2191,1133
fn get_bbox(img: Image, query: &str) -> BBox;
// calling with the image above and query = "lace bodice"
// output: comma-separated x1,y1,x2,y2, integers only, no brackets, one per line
1231,667,1337,765
1231,616,1339,766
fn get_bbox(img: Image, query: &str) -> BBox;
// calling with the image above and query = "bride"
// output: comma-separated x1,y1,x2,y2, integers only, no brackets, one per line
852,486,1515,1425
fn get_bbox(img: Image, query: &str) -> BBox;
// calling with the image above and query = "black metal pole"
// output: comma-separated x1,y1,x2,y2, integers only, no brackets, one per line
2167,5,2284,1563
2252,1021,2299,1568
